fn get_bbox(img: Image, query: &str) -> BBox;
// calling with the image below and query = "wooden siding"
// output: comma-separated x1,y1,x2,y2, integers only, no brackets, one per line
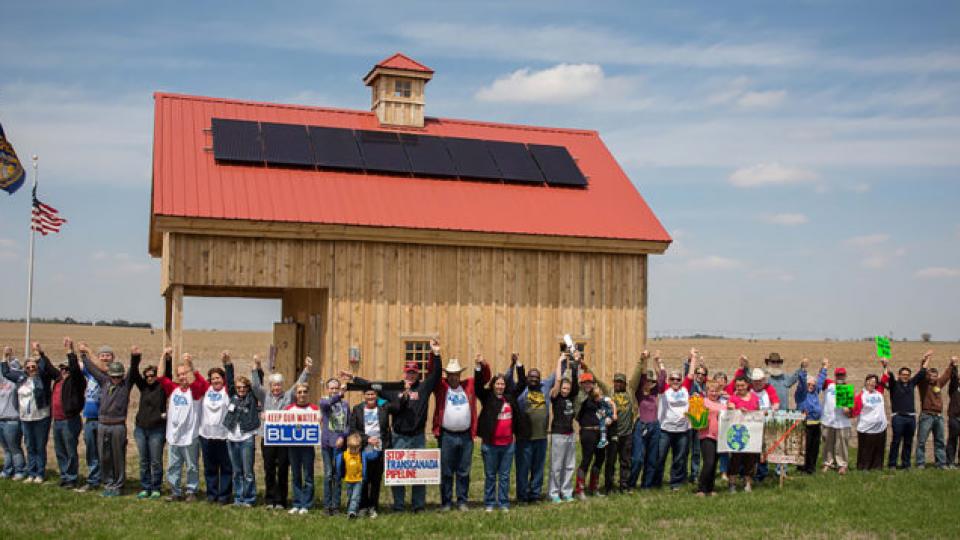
163,233,648,385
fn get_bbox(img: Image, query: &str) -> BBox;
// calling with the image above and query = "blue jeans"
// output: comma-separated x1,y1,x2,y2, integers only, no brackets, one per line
657,430,689,488
82,419,100,487
515,438,547,502
22,417,51,479
228,438,257,505
687,429,701,482
321,446,342,510
53,416,82,484
440,430,473,506
134,426,165,491
0,419,25,477
718,453,730,474
200,437,232,502
346,481,362,514
289,446,315,510
167,441,200,496
482,442,514,509
755,461,769,482
628,420,660,488
916,413,946,467
391,433,426,511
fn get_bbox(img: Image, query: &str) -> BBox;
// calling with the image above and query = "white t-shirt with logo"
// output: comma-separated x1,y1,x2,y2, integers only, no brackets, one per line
167,386,202,446
856,389,888,434
18,379,49,422
199,386,230,439
821,382,852,429
442,386,471,432
658,386,691,433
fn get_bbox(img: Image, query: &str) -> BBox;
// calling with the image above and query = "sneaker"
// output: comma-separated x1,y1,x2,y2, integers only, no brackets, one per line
150,491,162,499
485,506,494,513
562,496,575,503
137,490,150,499
744,484,753,493
576,491,587,501
500,507,509,513
440,505,452,512
0,472,9,479
551,496,562,504
63,482,77,490
298,508,308,515
696,491,706,497
348,512,357,519
166,494,183,502
728,484,736,494
288,507,299,515
838,466,847,476
458,504,469,512
13,474,26,482
74,484,92,492
185,493,197,502
596,490,607,497
670,486,681,492
368,509,378,519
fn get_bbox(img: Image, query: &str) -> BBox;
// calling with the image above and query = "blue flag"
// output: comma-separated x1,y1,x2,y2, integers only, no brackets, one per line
1,123,26,195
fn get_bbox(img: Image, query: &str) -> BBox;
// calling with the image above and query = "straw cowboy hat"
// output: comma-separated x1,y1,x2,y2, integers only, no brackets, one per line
750,368,767,381
444,358,466,374
765,352,784,377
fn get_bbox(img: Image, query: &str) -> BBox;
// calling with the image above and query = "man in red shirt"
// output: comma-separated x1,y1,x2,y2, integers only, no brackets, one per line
50,340,86,489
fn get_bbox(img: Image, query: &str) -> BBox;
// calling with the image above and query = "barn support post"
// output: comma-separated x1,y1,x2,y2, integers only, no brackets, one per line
164,285,184,361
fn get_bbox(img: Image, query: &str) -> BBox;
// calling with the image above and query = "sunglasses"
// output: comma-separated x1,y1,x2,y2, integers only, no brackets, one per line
668,377,681,382
144,373,157,378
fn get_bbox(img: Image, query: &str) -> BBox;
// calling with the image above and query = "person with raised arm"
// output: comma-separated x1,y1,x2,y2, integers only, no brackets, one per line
916,351,954,469
251,354,311,509
77,343,111,492
285,382,318,515
223,361,262,507
433,352,489,511
130,347,170,499
508,352,555,504
198,351,235,504
548,354,579,503
74,339,139,496
573,357,616,499
882,352,926,469
628,350,664,490
821,361,853,475
50,338,86,490
794,358,828,474
603,363,639,495
946,357,960,468
0,345,26,481
164,353,209,502
695,379,726,496
476,355,527,512
850,366,890,470
319,371,351,515
2,342,57,483
348,383,391,518
655,349,696,491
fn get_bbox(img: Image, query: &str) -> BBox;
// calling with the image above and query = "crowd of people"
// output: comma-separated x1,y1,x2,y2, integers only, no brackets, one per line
1,338,958,518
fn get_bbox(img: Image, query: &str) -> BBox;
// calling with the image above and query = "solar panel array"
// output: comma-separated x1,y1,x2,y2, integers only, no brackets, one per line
210,118,587,187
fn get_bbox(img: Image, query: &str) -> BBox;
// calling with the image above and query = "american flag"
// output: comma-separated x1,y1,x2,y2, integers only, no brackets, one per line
31,185,66,235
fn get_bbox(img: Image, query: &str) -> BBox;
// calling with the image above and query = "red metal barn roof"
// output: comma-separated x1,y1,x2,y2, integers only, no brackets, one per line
150,93,671,247
374,52,434,74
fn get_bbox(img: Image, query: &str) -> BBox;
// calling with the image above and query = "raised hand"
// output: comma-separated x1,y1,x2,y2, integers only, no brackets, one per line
689,347,697,358
182,353,193,369
640,350,650,361
510,352,519,365
2,346,12,360
163,346,173,358
430,338,441,355
800,358,809,370
338,369,354,381
32,341,42,354
131,345,141,356
476,353,486,366
822,357,829,369
304,356,314,370
63,337,75,353
738,354,748,369
253,354,261,369
78,342,90,356
221,351,231,365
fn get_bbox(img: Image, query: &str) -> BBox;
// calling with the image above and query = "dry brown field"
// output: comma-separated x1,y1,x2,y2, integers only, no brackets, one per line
1,322,957,482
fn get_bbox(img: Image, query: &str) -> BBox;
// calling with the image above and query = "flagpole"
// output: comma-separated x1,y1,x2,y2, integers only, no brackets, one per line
24,155,38,359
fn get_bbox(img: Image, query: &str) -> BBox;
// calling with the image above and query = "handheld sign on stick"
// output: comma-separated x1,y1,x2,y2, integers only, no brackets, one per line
875,336,891,359
835,384,855,409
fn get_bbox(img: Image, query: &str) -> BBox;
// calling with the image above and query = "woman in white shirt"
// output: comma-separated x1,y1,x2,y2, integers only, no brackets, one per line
852,372,889,471
199,352,234,504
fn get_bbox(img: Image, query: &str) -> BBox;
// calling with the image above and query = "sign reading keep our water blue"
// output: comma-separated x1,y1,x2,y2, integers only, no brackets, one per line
264,410,320,446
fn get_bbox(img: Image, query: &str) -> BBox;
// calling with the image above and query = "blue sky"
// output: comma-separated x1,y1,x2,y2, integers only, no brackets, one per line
1,1,958,340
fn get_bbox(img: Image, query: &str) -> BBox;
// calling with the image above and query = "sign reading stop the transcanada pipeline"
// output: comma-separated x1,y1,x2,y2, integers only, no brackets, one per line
263,410,321,446
384,449,441,486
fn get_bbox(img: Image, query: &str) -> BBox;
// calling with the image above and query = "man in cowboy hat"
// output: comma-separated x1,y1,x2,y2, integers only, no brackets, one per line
432,353,490,511
764,353,806,411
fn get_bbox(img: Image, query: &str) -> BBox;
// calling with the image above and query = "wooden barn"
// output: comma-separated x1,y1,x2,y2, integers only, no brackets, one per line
148,53,671,394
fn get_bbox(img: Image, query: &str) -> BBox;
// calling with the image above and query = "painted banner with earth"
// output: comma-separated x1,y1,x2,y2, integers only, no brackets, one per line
717,410,765,453
763,410,806,464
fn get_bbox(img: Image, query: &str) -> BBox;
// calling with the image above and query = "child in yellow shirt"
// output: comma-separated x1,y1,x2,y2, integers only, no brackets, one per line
338,433,373,519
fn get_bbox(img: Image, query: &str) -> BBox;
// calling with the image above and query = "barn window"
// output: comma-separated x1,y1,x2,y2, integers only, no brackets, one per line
404,339,431,377
394,80,412,98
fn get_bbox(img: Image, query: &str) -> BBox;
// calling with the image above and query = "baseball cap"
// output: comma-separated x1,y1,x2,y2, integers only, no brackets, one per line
835,367,847,376
579,372,595,383
613,373,627,383
403,362,420,373
107,362,125,377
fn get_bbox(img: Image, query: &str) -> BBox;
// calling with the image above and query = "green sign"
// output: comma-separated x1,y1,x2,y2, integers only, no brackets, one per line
875,335,891,359
835,384,855,409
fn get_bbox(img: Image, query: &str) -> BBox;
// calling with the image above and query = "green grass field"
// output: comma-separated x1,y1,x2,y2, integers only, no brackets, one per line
1,444,958,539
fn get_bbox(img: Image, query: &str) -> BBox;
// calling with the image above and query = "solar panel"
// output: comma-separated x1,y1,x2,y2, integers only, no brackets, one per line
211,118,263,163
309,126,364,170
400,134,457,177
529,144,587,186
487,141,545,184
445,137,501,180
355,130,411,174
261,122,314,166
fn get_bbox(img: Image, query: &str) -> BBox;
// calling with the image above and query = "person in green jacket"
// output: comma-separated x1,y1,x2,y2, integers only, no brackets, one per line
602,368,640,494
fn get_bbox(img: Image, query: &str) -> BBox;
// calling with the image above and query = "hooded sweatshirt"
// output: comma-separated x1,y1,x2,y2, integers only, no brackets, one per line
81,352,139,425
0,359,22,420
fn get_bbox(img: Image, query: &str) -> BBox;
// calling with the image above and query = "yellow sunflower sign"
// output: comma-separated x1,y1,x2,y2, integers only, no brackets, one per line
686,394,709,430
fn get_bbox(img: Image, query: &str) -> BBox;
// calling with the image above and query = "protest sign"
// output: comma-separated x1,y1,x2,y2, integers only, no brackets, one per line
835,384,855,409
384,449,441,486
875,336,891,359
763,410,806,464
263,409,320,446
718,410,765,453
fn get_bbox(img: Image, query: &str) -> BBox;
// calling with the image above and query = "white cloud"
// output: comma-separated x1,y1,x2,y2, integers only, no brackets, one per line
861,256,890,269
915,267,960,279
738,90,787,109
688,255,742,270
729,163,818,188
761,213,808,226
845,234,890,247
476,64,605,104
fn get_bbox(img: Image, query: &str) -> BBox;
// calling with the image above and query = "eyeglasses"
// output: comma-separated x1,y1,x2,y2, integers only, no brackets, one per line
236,385,249,389
668,377,681,382
145,373,157,378
296,390,309,395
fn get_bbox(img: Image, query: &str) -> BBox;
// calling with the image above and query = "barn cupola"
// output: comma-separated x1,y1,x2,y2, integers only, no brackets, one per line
363,53,434,128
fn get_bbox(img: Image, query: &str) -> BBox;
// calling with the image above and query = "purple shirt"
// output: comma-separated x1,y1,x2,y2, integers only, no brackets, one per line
318,393,350,448
635,370,665,423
